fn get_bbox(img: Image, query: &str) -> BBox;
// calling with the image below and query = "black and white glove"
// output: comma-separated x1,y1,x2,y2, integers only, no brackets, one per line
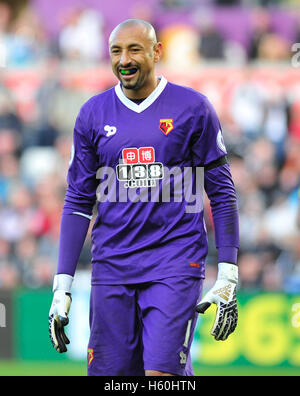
196,263,238,341
49,274,73,353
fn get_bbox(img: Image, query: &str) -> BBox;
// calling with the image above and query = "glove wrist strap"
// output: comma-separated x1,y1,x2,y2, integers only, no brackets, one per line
53,274,73,292
217,262,238,284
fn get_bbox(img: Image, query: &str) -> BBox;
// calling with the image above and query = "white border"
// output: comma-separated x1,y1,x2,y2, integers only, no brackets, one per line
72,212,93,221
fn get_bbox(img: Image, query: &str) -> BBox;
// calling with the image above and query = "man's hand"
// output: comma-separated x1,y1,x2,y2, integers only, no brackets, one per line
49,274,73,353
196,263,238,341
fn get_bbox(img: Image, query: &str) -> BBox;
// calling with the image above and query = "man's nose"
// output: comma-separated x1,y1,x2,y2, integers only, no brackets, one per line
120,50,131,66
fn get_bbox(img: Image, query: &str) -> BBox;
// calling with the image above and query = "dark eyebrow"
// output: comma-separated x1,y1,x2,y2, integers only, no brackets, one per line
128,43,144,48
110,43,144,50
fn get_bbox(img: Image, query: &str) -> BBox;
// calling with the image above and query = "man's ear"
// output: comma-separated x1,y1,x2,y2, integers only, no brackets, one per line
154,42,163,63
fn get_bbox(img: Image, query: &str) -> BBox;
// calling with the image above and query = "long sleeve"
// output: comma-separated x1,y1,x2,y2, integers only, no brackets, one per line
64,104,99,216
57,213,90,276
204,161,240,264
189,94,239,264
56,103,98,276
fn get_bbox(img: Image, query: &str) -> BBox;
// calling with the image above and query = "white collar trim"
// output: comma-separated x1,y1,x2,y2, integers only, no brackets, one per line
114,76,168,113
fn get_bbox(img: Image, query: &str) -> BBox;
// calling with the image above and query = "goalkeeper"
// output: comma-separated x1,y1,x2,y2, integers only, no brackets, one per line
49,18,239,376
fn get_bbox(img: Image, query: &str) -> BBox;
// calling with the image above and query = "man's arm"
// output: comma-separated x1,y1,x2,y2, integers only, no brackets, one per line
196,156,239,341
57,212,91,277
49,104,98,353
48,212,91,353
189,94,239,340
204,156,239,264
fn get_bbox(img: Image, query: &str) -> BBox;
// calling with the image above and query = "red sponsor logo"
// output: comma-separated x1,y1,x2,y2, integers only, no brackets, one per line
122,147,155,164
122,148,139,164
190,262,201,268
139,147,155,163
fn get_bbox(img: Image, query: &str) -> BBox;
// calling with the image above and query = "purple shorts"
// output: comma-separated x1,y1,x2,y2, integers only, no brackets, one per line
87,276,203,376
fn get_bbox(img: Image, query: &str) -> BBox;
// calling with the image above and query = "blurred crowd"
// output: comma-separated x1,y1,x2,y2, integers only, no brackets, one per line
1,0,300,67
0,0,299,292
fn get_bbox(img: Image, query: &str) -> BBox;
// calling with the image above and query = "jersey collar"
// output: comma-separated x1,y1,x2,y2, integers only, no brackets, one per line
114,76,168,113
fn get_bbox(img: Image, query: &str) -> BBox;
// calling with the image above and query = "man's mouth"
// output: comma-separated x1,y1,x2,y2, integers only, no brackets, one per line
119,67,138,78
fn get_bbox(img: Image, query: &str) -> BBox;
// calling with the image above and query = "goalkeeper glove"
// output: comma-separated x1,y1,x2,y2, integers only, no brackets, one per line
196,262,238,341
49,274,73,353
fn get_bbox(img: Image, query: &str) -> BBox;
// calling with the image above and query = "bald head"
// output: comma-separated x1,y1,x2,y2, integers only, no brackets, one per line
109,19,157,47
109,19,162,99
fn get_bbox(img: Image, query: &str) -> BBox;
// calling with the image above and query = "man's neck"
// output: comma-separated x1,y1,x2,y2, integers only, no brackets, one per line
122,76,160,100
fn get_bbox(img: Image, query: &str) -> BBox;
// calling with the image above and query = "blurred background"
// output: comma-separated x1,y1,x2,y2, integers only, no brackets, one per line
0,0,300,376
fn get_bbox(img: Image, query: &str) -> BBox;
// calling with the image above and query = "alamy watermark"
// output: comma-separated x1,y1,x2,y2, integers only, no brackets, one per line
0,303,6,328
291,43,300,68
95,165,204,214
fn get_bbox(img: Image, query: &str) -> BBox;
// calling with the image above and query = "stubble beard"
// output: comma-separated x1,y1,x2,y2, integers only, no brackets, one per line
120,73,144,91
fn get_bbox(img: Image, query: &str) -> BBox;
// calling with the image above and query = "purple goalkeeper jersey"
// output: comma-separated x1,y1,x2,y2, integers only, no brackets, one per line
64,76,232,284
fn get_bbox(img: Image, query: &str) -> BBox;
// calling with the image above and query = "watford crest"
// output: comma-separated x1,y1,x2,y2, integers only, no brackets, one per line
159,119,174,135
87,348,94,366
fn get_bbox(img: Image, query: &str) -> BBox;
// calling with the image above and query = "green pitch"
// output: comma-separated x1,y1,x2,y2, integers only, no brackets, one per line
0,360,86,376
0,361,299,376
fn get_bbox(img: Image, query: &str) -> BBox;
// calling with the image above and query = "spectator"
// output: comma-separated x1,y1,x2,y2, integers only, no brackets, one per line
248,8,290,62
215,0,241,5
257,33,290,61
0,2,12,67
238,253,263,290
159,24,199,68
196,9,225,60
248,8,272,61
0,85,23,136
288,100,300,141
159,0,194,10
261,84,288,163
230,70,267,140
5,4,50,66
58,8,105,63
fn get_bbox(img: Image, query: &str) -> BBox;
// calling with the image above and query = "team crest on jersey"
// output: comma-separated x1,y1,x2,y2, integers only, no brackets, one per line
87,348,94,366
159,119,174,135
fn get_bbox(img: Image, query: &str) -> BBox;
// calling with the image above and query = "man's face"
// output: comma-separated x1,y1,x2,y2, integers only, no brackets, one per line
109,25,160,93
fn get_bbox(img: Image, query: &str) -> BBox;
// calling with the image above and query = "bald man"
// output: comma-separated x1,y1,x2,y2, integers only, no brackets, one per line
109,19,161,97
49,19,239,376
